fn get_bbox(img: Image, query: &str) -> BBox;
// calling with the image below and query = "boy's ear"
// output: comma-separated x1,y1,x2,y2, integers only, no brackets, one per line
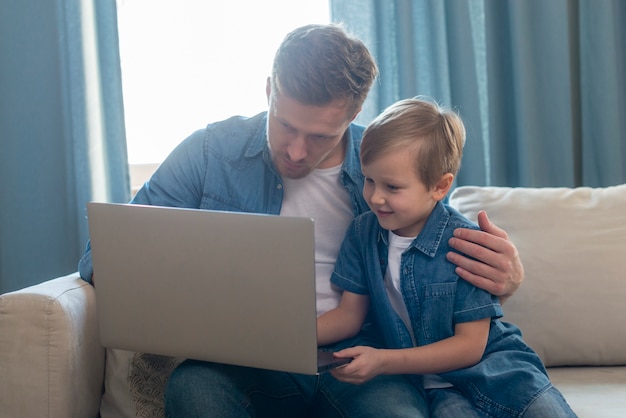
433,173,454,201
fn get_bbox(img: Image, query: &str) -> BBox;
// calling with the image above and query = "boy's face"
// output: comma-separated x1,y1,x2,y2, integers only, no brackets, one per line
362,149,440,237
266,80,355,179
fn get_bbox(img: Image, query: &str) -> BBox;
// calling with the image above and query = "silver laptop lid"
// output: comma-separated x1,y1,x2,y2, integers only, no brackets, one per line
88,202,319,374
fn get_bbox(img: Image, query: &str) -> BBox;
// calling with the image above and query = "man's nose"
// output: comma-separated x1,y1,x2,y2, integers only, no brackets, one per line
287,135,307,161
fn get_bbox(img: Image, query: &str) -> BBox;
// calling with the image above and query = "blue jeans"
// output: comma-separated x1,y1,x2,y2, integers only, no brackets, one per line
165,359,428,418
428,386,577,418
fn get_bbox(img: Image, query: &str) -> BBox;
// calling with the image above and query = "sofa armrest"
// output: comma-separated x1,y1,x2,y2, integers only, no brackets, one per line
0,272,105,418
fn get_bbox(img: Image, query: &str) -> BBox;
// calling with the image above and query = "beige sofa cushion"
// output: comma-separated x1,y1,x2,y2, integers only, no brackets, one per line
449,183,626,367
100,348,138,418
0,273,104,418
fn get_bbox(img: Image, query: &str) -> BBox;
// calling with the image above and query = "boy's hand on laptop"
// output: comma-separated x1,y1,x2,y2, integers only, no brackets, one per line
329,346,382,385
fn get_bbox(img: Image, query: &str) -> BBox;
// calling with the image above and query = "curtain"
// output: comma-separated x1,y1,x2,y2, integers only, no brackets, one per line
0,0,128,293
331,0,625,188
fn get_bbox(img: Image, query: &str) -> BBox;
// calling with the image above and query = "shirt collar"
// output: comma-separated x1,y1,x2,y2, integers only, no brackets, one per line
340,123,366,185
244,112,270,158
376,201,450,258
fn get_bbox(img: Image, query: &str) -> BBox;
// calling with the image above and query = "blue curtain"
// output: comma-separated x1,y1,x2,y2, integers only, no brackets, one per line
0,0,128,293
331,0,625,188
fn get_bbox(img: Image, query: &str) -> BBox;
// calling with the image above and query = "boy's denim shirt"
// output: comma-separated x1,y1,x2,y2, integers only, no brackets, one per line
331,202,553,417
79,112,369,281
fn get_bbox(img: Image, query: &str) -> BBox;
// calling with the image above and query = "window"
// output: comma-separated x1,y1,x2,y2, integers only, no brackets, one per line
116,0,330,190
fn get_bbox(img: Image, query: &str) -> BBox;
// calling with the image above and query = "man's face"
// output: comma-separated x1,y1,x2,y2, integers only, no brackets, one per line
266,80,356,179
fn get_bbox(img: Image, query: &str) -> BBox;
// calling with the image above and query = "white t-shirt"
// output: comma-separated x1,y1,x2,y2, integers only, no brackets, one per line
386,231,416,341
280,165,353,316
387,230,453,389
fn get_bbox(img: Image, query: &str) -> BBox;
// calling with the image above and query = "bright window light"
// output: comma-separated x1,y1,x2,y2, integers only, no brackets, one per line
117,0,330,165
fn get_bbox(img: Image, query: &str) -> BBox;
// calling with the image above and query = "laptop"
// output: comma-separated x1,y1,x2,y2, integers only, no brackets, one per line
87,202,350,375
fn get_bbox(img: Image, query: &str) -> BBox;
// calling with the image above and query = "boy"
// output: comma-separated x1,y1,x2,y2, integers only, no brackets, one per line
317,97,576,417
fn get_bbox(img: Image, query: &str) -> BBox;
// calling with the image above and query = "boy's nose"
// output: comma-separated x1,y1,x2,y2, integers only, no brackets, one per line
369,188,386,205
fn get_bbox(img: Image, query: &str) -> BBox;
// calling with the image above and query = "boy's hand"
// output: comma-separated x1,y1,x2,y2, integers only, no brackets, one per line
330,346,384,384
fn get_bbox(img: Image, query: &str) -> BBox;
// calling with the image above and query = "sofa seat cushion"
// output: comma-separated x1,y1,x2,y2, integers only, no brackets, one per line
547,366,626,418
449,184,626,367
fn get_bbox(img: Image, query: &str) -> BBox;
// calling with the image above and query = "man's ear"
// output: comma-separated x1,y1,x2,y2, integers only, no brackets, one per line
433,173,454,201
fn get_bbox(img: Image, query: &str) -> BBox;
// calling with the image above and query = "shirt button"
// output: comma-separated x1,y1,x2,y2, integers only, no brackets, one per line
277,184,283,190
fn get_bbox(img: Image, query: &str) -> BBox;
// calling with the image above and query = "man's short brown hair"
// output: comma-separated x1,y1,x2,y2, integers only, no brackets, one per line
271,24,378,118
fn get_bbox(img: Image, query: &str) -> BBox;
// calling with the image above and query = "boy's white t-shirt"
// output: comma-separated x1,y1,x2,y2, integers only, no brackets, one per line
386,232,416,340
387,230,453,389
280,164,353,316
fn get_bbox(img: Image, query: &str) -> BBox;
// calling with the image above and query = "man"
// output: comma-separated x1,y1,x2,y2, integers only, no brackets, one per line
79,23,523,417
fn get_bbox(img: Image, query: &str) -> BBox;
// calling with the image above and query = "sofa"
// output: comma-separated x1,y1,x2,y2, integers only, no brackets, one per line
1,183,625,418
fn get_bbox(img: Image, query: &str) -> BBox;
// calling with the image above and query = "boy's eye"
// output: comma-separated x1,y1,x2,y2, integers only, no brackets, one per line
387,184,399,191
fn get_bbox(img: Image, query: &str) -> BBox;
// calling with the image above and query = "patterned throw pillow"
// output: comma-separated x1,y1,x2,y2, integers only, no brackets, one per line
129,353,184,418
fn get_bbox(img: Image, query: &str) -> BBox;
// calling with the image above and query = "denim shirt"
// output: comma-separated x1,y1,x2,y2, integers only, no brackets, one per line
78,112,370,281
331,202,553,417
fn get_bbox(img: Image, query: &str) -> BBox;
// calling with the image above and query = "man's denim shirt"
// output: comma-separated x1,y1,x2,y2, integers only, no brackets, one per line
331,202,553,417
79,112,369,281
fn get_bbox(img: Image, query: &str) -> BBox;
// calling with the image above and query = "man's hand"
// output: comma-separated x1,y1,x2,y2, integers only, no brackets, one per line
446,211,524,303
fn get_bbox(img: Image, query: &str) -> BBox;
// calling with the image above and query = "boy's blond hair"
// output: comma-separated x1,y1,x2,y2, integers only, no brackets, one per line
360,97,466,190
